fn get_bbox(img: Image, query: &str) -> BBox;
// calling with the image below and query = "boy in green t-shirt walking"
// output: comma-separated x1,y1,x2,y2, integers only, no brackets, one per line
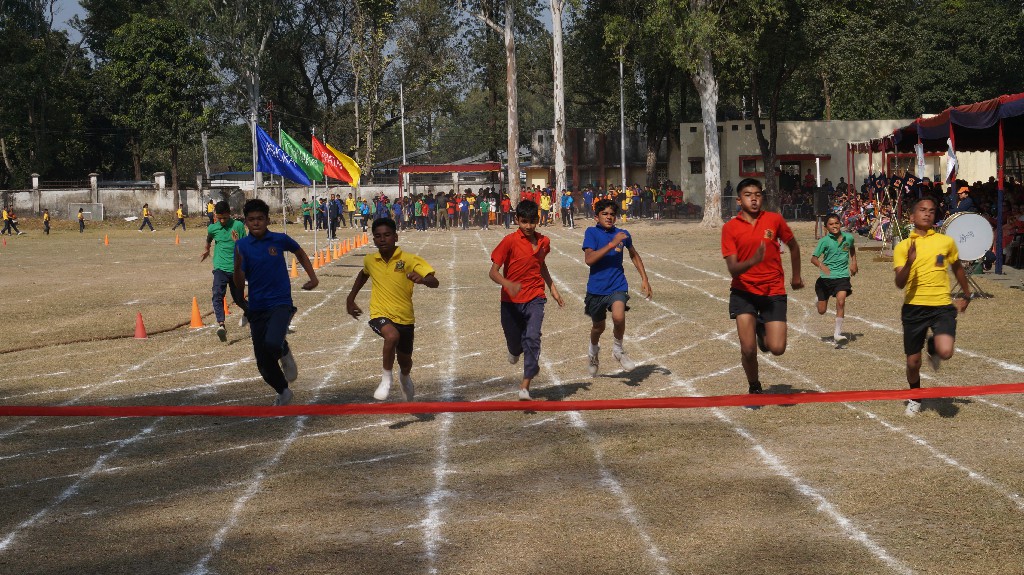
201,201,249,341
810,214,858,345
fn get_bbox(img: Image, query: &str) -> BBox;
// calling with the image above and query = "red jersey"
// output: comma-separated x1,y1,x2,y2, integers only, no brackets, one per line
721,211,794,296
491,229,550,303
501,198,511,213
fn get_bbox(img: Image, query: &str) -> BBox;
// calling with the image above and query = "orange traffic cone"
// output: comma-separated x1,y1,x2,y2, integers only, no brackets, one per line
312,252,321,270
189,297,204,328
104,234,109,246
325,247,332,263
223,297,230,316
134,312,148,339
363,231,368,244
175,234,180,246
290,257,299,278
334,243,340,258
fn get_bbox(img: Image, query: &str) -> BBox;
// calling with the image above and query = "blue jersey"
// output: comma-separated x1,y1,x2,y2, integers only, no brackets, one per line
582,225,632,295
235,231,301,311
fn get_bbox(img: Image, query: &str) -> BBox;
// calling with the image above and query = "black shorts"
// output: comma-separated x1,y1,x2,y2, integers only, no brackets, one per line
728,289,788,322
815,277,853,301
901,304,957,356
584,291,630,323
368,317,415,355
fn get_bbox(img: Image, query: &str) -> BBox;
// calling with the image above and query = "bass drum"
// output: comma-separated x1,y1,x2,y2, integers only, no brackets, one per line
940,212,993,261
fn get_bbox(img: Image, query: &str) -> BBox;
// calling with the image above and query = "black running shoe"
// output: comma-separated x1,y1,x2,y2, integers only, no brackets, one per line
748,381,763,394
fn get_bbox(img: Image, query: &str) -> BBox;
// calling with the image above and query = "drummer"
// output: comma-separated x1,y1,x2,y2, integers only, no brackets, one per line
893,196,972,417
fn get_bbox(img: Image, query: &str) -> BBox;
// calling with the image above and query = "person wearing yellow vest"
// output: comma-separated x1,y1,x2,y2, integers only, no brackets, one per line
206,199,216,225
77,207,85,233
346,216,439,401
138,203,155,231
171,203,187,231
893,196,972,416
43,209,50,235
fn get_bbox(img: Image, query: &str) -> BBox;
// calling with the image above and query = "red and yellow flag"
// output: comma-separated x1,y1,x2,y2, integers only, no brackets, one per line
311,135,353,185
326,143,361,189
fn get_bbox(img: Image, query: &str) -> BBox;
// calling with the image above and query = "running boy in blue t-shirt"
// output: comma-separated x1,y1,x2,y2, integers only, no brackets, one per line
234,199,318,406
810,214,858,345
582,198,652,376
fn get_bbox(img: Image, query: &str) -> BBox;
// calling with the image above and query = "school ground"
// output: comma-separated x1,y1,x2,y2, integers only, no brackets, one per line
2,216,1024,574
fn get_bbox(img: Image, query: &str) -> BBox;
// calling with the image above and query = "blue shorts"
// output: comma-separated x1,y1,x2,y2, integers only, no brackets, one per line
584,291,630,323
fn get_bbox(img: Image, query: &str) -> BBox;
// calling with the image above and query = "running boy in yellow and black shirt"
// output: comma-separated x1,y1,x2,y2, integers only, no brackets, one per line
346,217,439,401
172,204,187,231
893,196,972,416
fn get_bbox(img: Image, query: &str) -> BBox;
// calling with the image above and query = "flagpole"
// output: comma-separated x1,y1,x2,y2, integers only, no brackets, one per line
312,127,318,257
250,111,258,197
279,125,287,235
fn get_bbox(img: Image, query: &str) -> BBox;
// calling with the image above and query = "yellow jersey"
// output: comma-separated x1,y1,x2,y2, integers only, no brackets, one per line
362,247,435,324
893,229,958,306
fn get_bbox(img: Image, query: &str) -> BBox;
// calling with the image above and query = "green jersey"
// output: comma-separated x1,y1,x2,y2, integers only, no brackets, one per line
812,231,854,279
207,219,247,273
301,202,312,216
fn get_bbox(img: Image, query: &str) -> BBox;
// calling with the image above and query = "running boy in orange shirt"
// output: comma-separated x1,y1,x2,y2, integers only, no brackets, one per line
489,199,564,400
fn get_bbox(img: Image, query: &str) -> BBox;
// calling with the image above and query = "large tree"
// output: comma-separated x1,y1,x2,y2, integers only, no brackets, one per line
101,14,215,193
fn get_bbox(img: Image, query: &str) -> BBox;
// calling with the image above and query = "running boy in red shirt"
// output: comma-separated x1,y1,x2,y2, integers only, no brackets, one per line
721,178,804,395
489,199,564,400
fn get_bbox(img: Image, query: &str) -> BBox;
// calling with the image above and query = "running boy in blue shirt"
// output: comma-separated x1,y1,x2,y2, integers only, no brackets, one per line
583,198,652,376
810,213,858,345
234,199,318,406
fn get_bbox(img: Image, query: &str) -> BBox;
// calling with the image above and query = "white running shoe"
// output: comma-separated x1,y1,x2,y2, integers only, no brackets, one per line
613,350,636,371
905,399,922,416
273,388,293,406
374,374,392,401
287,324,297,334
508,352,520,364
834,333,848,345
239,314,248,328
518,388,532,401
280,349,298,383
400,373,415,401
588,348,600,377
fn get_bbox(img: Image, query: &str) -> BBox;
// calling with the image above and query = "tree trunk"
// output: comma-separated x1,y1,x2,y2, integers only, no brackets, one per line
551,0,567,204
822,71,832,122
693,52,721,227
645,133,658,187
131,134,142,181
170,143,179,198
504,0,521,205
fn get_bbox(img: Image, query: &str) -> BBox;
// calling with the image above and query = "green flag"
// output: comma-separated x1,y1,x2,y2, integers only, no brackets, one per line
280,129,324,182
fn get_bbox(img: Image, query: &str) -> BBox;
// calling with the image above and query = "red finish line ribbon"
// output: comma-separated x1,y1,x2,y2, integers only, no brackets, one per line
2,383,1024,417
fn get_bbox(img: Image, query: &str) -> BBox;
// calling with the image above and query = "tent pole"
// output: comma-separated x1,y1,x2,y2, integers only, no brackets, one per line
997,118,1005,275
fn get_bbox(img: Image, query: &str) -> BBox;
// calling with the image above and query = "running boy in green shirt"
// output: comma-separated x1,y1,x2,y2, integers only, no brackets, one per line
810,214,858,345
201,201,249,342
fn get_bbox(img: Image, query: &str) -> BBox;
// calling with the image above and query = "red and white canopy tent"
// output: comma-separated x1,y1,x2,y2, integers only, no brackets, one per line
397,162,504,199
847,92,1024,273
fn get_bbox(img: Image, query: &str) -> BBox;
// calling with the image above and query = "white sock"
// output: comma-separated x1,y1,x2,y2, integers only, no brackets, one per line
613,338,624,353
381,369,393,383
834,317,844,337
589,343,599,355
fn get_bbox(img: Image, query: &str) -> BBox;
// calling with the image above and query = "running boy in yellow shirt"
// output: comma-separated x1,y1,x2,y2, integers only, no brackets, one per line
893,196,971,416
346,217,439,401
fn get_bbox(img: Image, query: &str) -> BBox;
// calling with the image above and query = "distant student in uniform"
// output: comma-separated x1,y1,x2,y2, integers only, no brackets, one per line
234,198,318,406
206,199,216,225
139,203,155,232
77,208,85,233
172,203,186,231
201,201,248,342
490,199,564,399
893,196,972,416
721,178,803,396
583,198,652,377
811,213,858,344
346,217,439,402
43,209,50,235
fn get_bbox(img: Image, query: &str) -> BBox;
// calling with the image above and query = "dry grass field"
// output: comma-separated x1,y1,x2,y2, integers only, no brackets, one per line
2,213,1024,574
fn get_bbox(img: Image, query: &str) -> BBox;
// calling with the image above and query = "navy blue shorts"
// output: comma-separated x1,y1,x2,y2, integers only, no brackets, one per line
584,291,630,322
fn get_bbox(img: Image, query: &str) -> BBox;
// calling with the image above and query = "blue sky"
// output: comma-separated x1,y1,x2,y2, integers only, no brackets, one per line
53,0,84,42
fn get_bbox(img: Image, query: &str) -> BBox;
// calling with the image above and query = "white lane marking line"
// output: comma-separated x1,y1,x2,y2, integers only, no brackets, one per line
0,422,160,552
420,233,459,575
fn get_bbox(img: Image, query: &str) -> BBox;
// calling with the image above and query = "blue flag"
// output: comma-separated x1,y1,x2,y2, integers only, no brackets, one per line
255,125,312,186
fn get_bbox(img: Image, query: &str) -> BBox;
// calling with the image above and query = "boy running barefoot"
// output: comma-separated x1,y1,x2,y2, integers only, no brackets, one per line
810,214,857,345
346,217,439,401
894,196,971,416
583,199,652,376
721,178,804,395
489,200,564,400
234,199,318,406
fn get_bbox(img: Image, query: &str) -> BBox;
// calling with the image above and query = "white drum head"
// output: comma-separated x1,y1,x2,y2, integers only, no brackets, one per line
941,213,993,261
